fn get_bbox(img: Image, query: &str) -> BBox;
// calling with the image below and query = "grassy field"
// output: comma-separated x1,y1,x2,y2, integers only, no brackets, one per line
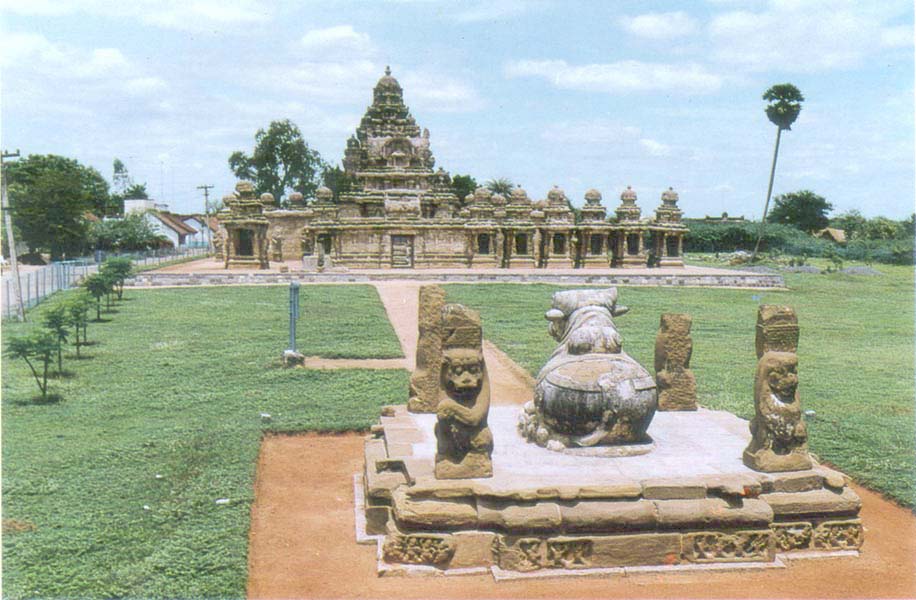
2,285,407,599
445,264,916,509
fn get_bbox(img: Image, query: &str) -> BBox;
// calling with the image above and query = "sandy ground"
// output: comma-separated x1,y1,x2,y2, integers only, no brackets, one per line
246,280,916,599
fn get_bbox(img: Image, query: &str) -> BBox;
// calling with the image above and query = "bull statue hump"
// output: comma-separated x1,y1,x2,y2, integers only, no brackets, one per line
519,288,657,451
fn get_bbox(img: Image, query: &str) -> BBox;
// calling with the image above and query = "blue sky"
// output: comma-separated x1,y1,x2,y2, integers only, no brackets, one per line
1,0,913,218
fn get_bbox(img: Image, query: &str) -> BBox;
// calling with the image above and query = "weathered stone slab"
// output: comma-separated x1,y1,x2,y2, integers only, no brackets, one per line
814,465,848,490
559,500,657,532
392,488,478,530
705,474,762,499
494,533,682,571
761,487,861,518
576,483,643,500
477,500,562,532
771,521,814,552
642,478,706,500
682,530,774,563
655,313,698,411
655,498,773,529
450,532,497,568
382,527,456,567
408,285,446,413
813,519,863,550
763,470,823,494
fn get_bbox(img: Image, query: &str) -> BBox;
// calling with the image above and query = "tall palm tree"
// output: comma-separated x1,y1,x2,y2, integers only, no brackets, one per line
752,83,804,261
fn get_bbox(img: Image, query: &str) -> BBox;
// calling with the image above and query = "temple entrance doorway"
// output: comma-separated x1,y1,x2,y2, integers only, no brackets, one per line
237,229,254,257
391,235,414,268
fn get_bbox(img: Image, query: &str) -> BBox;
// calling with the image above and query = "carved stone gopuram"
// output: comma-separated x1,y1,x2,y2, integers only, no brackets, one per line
654,313,697,411
407,285,446,413
434,304,493,479
519,288,657,450
744,305,812,472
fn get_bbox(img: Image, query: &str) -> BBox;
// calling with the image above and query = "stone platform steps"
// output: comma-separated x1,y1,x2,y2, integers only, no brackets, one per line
127,269,784,289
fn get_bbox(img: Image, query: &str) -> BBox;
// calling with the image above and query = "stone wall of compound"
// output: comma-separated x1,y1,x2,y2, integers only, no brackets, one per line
127,271,785,289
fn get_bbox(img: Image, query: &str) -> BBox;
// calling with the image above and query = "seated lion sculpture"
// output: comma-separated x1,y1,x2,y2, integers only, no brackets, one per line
743,351,812,472
434,305,493,480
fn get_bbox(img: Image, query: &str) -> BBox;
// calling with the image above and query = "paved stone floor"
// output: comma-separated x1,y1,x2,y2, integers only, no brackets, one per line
403,407,762,486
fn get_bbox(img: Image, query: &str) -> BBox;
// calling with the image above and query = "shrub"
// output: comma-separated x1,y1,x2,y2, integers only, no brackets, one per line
5,328,58,400
39,302,69,372
100,257,133,300
685,221,913,265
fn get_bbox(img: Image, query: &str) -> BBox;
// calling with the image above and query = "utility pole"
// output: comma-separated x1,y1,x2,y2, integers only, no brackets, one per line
2,149,24,321
197,184,214,253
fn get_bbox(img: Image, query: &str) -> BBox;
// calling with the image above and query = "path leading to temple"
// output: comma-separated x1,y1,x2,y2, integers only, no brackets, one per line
245,282,916,599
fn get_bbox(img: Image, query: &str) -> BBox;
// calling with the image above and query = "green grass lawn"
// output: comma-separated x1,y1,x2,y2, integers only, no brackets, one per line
445,264,916,509
2,285,407,599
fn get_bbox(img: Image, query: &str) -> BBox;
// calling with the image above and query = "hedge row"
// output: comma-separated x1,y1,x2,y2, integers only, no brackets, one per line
684,222,914,265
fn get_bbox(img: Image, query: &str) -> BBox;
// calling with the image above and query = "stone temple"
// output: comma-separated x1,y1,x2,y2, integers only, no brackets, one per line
219,67,688,270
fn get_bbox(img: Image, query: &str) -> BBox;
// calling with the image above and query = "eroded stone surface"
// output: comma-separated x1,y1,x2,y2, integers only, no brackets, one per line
655,313,697,411
520,288,657,449
744,306,812,473
362,405,862,572
408,285,446,413
434,304,493,479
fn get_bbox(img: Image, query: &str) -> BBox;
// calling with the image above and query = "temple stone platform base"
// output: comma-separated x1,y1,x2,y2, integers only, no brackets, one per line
360,406,862,578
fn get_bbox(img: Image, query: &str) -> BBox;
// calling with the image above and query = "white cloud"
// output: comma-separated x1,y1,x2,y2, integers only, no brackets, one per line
619,11,699,39
505,59,722,94
124,77,169,96
400,72,485,113
709,2,911,72
639,138,672,157
542,120,641,144
880,25,913,48
452,0,532,23
249,60,379,103
299,25,375,58
0,0,272,32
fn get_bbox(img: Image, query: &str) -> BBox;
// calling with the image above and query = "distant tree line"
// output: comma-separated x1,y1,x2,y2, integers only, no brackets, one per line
3,155,166,261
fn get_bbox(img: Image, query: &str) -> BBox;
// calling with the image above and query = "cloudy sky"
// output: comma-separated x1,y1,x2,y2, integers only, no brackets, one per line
1,0,913,218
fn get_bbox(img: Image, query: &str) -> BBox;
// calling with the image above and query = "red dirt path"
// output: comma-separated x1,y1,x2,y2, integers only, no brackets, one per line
247,433,916,599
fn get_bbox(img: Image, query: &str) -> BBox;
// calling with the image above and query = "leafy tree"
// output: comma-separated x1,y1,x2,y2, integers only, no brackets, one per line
88,212,166,252
125,183,149,199
109,159,149,215
40,303,70,372
830,209,867,240
84,273,112,320
100,257,133,300
4,155,110,259
485,178,514,197
451,174,478,204
752,84,804,260
860,217,904,241
322,164,356,203
112,158,132,197
903,214,916,238
6,328,58,400
766,190,832,233
228,119,327,203
65,292,92,357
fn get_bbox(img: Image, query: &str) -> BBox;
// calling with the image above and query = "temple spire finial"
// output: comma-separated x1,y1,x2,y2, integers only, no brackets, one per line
385,65,391,76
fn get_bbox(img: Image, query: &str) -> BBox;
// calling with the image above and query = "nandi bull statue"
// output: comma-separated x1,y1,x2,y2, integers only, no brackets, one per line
519,288,657,451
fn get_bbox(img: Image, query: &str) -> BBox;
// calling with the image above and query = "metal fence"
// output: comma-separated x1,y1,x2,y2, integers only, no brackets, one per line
2,247,209,320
